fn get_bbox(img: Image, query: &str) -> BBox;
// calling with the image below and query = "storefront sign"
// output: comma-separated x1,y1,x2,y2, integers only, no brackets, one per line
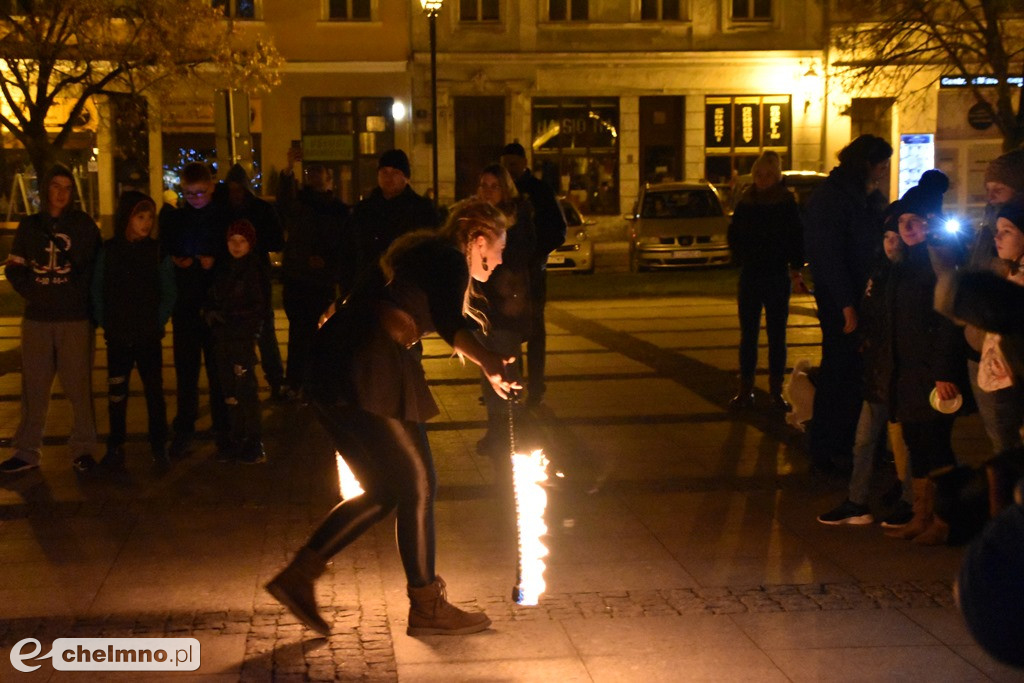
704,95,791,152
301,134,354,161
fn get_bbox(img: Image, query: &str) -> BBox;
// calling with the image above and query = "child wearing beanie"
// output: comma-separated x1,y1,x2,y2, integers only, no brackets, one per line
203,218,268,464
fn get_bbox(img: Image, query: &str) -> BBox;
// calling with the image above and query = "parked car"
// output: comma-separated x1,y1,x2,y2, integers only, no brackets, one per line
627,181,730,270
730,170,828,212
546,198,594,274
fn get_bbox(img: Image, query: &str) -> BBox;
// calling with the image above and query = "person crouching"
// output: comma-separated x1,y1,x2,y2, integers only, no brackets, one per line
204,219,268,464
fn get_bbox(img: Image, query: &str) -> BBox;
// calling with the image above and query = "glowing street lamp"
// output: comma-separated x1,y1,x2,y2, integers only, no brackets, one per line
420,0,444,209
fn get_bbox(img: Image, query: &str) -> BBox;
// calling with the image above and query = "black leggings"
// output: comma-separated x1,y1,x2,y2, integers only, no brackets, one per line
307,403,437,587
902,416,957,478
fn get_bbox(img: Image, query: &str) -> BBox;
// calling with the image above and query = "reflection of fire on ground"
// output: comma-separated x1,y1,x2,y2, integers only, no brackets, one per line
335,452,364,499
512,449,549,606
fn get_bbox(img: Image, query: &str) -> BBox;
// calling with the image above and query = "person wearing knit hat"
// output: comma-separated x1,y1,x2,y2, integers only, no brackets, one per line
378,149,411,179
895,169,949,222
203,217,270,465
985,148,1024,201
350,149,437,276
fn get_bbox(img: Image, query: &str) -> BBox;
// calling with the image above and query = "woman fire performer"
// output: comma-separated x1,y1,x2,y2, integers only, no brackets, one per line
267,199,517,637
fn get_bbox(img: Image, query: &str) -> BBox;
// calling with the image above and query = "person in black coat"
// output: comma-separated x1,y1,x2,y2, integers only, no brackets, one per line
726,150,804,410
885,172,965,546
803,134,892,475
265,200,516,638
91,191,176,471
218,164,286,400
350,149,437,279
473,163,537,458
501,142,567,407
159,161,231,458
203,219,268,465
277,149,353,395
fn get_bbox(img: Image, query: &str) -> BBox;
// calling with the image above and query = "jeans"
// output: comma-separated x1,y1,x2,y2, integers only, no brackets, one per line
848,401,911,505
106,338,167,449
170,311,228,436
968,359,1024,455
737,268,790,380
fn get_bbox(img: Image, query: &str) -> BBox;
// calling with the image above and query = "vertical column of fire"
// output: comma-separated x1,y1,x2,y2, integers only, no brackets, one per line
508,397,549,606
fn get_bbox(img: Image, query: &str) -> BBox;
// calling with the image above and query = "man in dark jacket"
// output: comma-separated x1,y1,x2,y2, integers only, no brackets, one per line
277,148,353,394
350,149,437,279
1,165,100,474
218,164,286,400
160,161,231,458
501,142,567,407
803,134,892,476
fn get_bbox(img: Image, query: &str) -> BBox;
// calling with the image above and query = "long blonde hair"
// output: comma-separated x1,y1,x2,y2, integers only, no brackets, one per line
441,198,508,331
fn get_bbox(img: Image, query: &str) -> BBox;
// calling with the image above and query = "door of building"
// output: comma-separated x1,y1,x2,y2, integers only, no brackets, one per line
454,96,505,202
639,96,684,185
848,97,894,199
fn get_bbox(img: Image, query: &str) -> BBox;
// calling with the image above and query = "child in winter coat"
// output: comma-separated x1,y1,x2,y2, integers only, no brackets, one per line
204,219,268,464
92,191,176,471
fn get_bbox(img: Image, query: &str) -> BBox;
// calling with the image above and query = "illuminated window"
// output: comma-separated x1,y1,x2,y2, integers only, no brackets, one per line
549,0,588,21
731,0,771,21
329,0,371,20
460,0,499,21
532,97,619,215
213,0,256,19
641,0,681,20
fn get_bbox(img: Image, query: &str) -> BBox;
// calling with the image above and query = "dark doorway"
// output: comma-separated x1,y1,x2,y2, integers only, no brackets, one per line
640,96,684,185
454,96,505,202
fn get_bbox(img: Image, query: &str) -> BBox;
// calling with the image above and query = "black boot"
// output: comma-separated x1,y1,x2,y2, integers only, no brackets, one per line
728,376,755,409
768,374,791,412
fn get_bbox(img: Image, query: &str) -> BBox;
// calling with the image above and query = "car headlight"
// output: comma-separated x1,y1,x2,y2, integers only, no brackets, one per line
575,229,587,241
636,235,659,245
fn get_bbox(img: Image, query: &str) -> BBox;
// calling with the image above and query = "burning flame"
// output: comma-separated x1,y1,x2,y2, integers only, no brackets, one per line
512,449,549,605
335,451,365,499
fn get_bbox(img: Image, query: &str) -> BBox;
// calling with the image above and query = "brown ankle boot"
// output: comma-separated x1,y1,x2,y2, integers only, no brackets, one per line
265,547,331,636
912,515,950,546
407,576,491,636
887,478,932,540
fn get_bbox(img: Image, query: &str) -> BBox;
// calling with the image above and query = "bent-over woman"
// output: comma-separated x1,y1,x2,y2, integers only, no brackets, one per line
266,199,516,637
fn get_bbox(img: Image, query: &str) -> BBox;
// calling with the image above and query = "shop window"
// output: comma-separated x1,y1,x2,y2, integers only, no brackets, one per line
299,97,395,203
213,0,257,19
532,97,618,215
162,133,264,194
641,0,681,20
460,0,499,21
328,0,371,20
703,95,790,187
549,0,588,21
731,0,771,21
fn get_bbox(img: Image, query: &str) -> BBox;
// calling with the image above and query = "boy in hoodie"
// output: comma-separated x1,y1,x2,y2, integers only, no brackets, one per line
92,192,176,471
0,165,100,474
204,219,267,464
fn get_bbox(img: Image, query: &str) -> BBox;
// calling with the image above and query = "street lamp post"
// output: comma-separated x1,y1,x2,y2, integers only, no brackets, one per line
421,0,444,210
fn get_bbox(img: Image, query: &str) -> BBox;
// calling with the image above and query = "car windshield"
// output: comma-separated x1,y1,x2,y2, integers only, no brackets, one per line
641,190,722,219
559,201,583,227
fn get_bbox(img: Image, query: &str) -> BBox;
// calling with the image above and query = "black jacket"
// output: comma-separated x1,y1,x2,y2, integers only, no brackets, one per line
480,199,536,335
277,171,354,294
213,181,284,264
204,253,267,361
803,167,887,316
860,253,894,405
889,243,965,421
159,201,229,316
728,183,803,273
954,270,1024,385
513,171,566,267
350,185,437,277
6,207,100,322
